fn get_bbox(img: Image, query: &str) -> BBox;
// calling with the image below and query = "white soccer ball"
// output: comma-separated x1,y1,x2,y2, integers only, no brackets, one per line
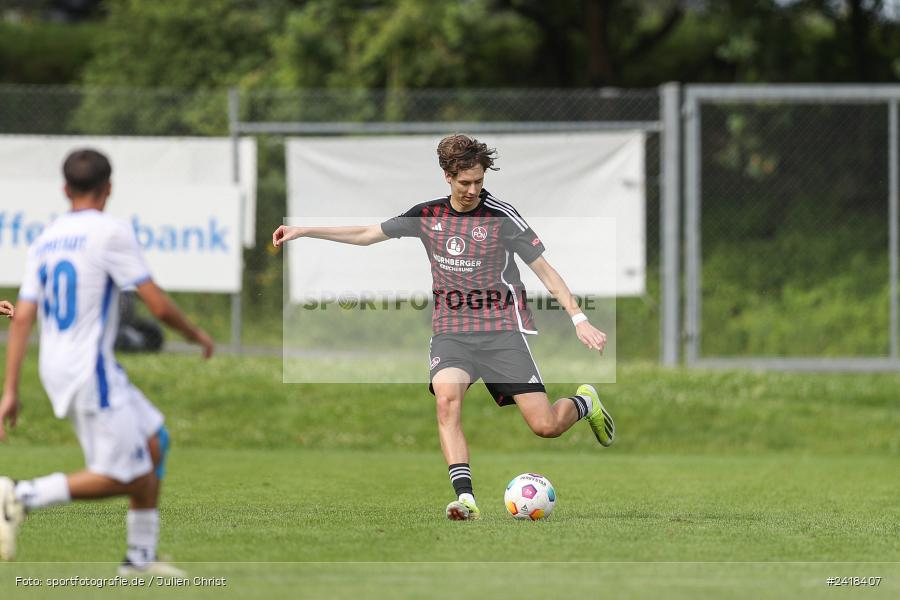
504,473,556,520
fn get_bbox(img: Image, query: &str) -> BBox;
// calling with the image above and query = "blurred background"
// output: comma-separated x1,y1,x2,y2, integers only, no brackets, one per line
2,3,900,587
2,0,900,366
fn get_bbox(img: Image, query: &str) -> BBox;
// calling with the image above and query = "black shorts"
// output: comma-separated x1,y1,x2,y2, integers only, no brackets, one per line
428,332,546,407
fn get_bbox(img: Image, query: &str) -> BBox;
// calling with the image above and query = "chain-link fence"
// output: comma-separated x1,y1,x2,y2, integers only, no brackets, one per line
12,83,897,369
684,86,900,369
0,84,229,135
236,88,663,364
238,88,660,126
0,85,239,354
0,85,663,360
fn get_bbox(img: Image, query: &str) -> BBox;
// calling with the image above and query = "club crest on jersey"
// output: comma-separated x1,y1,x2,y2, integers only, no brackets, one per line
471,226,487,242
430,356,441,369
446,236,465,256
531,237,541,247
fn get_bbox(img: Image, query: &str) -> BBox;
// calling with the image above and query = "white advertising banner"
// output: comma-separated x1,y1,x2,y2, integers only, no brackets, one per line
285,132,644,302
0,135,257,248
0,182,242,293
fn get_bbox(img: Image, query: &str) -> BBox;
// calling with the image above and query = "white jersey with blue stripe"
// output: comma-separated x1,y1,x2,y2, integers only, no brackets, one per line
18,209,152,418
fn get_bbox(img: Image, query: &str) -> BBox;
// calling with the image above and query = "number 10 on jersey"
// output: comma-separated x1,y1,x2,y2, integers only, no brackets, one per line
39,260,78,331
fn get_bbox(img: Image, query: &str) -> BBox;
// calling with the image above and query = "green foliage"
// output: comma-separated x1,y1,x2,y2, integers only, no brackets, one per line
268,0,540,90
3,2,900,360
4,0,900,88
66,0,283,136
701,225,891,357
0,21,97,84
67,87,229,136
6,350,899,455
79,0,278,89
691,100,892,358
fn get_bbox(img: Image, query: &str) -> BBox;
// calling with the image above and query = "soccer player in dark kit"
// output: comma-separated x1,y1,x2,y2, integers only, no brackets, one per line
273,134,615,520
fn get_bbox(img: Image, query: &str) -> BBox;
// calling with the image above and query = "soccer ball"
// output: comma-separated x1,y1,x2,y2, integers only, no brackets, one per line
504,473,556,520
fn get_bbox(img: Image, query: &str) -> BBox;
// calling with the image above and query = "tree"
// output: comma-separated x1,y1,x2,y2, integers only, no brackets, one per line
80,0,281,90
267,0,540,90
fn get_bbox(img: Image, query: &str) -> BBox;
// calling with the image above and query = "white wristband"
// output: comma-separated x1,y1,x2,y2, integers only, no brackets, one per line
571,313,588,326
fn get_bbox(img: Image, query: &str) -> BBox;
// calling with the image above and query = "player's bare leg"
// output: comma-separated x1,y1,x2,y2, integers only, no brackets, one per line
515,387,615,446
514,392,580,438
432,368,479,520
64,431,161,505
66,467,183,573
3,431,181,572
132,432,162,510
1,457,158,562
64,470,155,502
433,367,470,465
117,431,183,576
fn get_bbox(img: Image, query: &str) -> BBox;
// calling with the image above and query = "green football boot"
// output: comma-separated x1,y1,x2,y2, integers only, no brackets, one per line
577,384,615,447
446,498,481,521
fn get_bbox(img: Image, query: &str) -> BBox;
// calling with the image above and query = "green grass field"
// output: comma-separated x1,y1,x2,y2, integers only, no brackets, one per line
0,351,899,598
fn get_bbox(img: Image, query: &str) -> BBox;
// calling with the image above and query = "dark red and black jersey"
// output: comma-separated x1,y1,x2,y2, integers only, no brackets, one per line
380,189,545,335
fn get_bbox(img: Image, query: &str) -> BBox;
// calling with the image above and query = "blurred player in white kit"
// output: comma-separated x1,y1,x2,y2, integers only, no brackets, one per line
0,149,214,573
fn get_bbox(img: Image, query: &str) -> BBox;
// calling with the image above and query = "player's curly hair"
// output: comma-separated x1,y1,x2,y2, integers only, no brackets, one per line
437,134,498,176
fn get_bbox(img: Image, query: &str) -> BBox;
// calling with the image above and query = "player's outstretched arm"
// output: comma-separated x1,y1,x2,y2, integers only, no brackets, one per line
0,301,36,441
135,280,215,359
527,256,607,353
272,224,388,248
0,300,13,319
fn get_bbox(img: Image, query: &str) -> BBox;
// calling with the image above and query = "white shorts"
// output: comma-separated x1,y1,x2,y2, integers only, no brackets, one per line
68,382,164,484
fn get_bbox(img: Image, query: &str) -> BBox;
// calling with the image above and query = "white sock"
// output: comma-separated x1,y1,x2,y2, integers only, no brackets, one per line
14,473,71,510
459,492,476,505
578,394,594,417
126,509,159,567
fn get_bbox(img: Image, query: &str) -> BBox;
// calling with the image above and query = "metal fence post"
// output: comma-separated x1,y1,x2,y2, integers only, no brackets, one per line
228,87,243,351
890,99,899,358
683,91,701,365
682,84,900,372
660,83,681,366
